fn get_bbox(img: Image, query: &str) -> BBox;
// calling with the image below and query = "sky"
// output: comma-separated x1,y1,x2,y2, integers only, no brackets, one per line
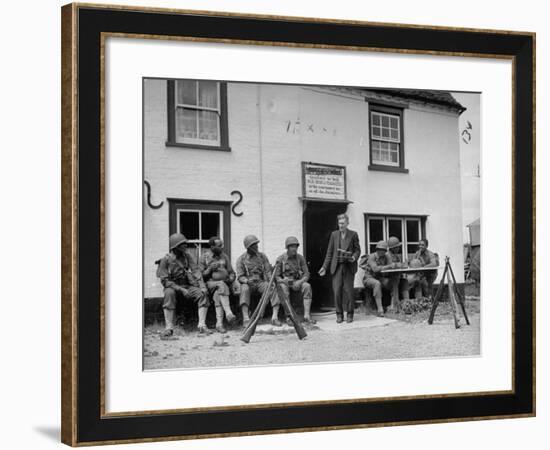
452,92,481,244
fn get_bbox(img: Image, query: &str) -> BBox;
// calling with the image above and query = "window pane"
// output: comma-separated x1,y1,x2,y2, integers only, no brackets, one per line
406,219,420,242
372,114,380,126
390,129,399,140
198,110,220,142
372,126,381,138
176,80,197,105
390,151,399,163
388,219,402,240
390,117,398,129
381,128,389,138
179,211,199,240
407,244,418,257
369,218,384,244
175,108,197,140
381,115,389,127
198,81,219,109
201,212,220,241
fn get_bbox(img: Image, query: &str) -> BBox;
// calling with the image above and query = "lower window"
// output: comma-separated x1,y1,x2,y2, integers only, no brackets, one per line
365,214,426,261
168,199,232,261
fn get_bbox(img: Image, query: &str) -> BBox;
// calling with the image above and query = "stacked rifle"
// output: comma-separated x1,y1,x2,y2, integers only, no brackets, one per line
241,262,307,343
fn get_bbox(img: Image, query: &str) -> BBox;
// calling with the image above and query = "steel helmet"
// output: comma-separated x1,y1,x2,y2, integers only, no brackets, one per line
375,240,388,251
388,236,401,249
243,234,260,249
169,233,188,250
285,236,300,248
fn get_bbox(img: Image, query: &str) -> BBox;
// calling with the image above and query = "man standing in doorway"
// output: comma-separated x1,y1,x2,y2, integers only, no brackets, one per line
318,213,361,323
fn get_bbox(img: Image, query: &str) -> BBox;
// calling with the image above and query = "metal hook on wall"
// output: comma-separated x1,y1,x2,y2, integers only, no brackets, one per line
144,180,164,209
230,190,244,216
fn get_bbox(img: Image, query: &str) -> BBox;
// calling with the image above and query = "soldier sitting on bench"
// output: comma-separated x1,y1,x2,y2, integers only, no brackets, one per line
156,233,210,337
407,238,439,300
199,236,240,333
275,236,316,325
236,235,281,327
359,240,399,316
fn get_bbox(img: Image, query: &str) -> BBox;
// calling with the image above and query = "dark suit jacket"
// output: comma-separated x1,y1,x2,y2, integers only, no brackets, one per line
322,229,361,275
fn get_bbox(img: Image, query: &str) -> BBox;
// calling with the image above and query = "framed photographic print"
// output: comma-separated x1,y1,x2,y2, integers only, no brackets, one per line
61,2,535,446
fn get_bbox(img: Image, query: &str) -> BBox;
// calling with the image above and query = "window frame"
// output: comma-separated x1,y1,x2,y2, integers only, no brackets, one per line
168,199,232,260
368,104,408,173
166,80,231,152
364,213,427,261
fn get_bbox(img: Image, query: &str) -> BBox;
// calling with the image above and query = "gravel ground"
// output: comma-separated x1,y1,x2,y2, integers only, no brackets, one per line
143,300,480,370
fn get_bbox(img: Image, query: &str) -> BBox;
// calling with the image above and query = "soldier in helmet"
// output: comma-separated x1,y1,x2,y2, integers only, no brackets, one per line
359,240,399,316
387,236,411,309
199,236,240,333
236,235,281,326
156,233,210,337
407,238,439,299
275,236,316,324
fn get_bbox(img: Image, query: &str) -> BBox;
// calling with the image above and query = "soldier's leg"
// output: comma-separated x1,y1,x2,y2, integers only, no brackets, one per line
209,281,231,333
279,283,293,326
407,274,423,299
300,281,315,323
399,277,410,300
239,283,251,324
258,281,281,326
418,275,429,298
364,277,383,315
185,287,211,333
161,287,178,336
384,275,400,312
425,272,437,298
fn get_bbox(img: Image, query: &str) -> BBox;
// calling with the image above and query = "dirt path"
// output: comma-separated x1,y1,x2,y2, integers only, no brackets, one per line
144,301,480,370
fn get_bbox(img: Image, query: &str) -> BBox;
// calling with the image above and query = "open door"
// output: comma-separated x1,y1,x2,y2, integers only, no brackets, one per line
303,201,348,309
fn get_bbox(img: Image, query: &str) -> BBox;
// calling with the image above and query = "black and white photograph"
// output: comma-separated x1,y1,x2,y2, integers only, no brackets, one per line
142,78,481,370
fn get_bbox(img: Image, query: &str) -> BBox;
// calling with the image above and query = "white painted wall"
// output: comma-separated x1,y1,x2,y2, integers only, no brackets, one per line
144,80,465,298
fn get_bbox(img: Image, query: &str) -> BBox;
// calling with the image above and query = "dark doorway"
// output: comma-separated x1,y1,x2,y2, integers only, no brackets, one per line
303,201,349,309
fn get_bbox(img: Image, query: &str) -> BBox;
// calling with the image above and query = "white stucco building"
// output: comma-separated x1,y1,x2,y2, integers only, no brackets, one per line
143,79,466,307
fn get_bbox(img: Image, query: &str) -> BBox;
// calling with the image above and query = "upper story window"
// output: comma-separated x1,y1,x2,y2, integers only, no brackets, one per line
368,104,408,173
166,80,230,151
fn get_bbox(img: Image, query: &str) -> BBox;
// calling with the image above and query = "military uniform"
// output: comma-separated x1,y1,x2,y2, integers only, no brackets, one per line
275,252,312,307
409,249,439,299
199,250,240,306
359,252,398,313
157,251,208,331
236,251,280,308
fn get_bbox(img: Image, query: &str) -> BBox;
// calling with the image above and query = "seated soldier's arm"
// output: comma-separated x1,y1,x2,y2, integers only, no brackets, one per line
424,251,438,267
299,255,310,283
236,256,248,284
274,256,285,284
157,257,183,291
368,255,394,273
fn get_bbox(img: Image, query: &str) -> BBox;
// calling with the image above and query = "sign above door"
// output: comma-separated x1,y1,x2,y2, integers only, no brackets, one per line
301,162,348,202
